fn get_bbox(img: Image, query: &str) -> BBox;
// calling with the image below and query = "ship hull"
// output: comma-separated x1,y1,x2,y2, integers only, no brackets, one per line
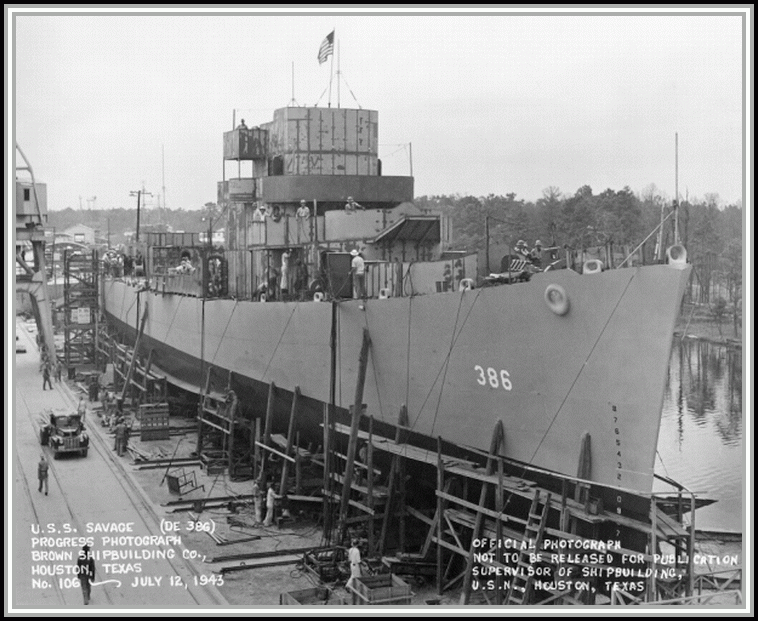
103,263,690,493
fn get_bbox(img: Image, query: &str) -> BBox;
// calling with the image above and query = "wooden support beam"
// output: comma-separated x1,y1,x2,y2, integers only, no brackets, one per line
459,420,504,605
196,367,212,457
338,328,371,541
436,437,444,596
120,302,148,404
367,416,375,556
378,405,409,556
279,387,300,496
261,381,276,481
227,391,238,475
255,441,296,463
495,457,504,605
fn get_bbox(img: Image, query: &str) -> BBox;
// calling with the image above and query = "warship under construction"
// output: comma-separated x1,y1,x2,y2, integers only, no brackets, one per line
101,103,692,512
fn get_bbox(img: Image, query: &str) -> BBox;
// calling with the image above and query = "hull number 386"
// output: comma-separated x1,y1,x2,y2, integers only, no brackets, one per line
474,365,513,391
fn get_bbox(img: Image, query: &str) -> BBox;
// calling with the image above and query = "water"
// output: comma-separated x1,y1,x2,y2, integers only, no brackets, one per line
654,338,743,533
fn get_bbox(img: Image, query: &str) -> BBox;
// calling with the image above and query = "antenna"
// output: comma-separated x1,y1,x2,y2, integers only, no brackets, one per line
337,39,340,108
674,133,679,244
162,144,167,221
289,62,298,106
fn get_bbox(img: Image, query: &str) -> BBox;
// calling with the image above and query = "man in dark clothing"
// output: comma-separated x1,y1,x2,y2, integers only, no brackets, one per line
37,454,49,495
42,363,53,391
76,545,96,605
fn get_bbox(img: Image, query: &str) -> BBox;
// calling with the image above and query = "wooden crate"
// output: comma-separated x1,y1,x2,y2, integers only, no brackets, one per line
350,574,412,606
280,587,348,606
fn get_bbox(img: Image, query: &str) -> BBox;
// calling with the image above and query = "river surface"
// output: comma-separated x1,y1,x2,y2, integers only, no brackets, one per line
654,338,744,533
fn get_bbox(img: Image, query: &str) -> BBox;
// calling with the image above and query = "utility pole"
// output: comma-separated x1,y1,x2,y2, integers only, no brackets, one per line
485,216,490,274
130,188,153,243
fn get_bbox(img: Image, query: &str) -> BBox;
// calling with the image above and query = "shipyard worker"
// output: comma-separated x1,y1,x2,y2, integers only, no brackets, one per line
514,240,531,261
280,249,291,296
264,482,276,527
344,196,365,212
346,538,362,591
293,259,308,298
350,249,366,300
252,478,264,525
37,453,49,495
237,119,247,129
76,544,97,605
114,419,127,456
253,204,267,222
531,240,544,268
42,362,53,391
55,361,63,383
296,200,311,219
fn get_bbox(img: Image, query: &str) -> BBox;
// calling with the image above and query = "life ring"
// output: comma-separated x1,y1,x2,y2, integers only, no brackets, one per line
545,284,570,316
271,205,282,222
666,244,688,268
459,278,475,292
582,259,604,275
313,291,325,302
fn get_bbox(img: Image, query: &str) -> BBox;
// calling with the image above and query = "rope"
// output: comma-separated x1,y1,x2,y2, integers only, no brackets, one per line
428,289,467,437
261,302,300,382
339,73,362,109
405,294,413,409
526,271,638,464
409,287,482,432
362,309,385,422
209,300,239,364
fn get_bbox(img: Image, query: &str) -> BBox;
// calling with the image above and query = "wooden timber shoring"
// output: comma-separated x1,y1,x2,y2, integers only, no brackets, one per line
327,420,697,606
98,327,167,406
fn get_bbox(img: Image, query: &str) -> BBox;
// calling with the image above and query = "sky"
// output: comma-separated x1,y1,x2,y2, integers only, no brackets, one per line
9,8,748,213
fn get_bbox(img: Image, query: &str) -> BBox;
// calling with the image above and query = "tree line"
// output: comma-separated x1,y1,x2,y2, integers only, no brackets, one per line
415,185,742,307
47,185,743,308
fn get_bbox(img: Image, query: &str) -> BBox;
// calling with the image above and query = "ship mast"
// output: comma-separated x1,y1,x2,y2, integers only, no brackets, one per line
674,132,679,244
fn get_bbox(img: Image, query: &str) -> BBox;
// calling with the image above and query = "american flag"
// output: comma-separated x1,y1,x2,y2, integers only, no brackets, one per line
318,30,334,64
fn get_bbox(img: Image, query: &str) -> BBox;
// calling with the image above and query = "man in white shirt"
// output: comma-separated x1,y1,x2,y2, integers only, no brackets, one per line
351,249,366,300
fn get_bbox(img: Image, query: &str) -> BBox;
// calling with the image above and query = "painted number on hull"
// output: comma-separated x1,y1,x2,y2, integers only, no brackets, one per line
474,366,512,391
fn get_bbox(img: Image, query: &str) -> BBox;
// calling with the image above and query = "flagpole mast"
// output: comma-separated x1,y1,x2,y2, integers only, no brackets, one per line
337,38,340,109
328,34,335,107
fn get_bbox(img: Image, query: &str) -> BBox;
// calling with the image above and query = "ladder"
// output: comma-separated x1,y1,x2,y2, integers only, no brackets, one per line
506,489,551,605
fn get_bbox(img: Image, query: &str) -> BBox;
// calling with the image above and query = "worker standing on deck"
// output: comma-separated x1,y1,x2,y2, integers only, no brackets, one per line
344,196,365,213
531,240,544,268
351,249,366,300
37,454,49,495
346,538,362,591
514,240,531,262
280,249,291,298
264,482,276,527
296,200,311,219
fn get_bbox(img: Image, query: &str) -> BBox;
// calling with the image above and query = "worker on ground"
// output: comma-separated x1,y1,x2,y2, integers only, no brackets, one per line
76,544,96,605
37,453,49,495
252,478,264,525
42,362,53,391
114,418,126,456
264,482,276,527
346,538,362,591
